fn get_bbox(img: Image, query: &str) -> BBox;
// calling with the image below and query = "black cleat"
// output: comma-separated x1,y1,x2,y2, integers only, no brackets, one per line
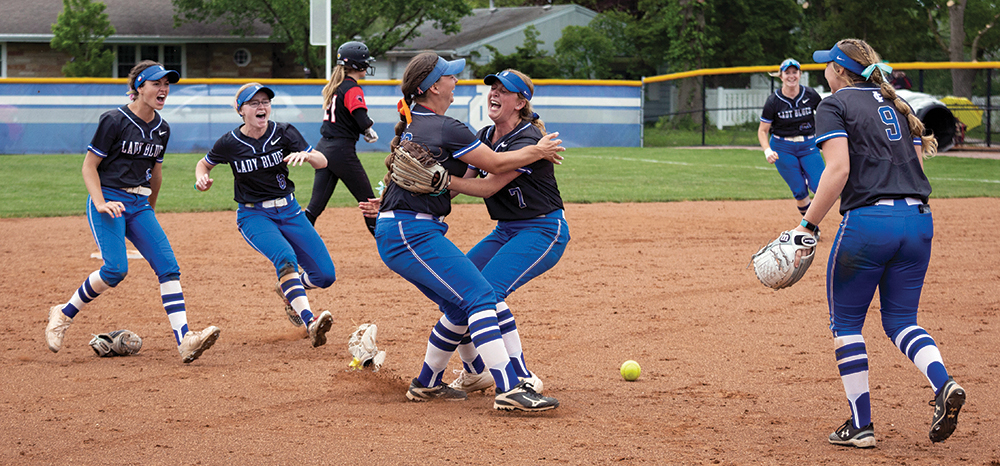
929,377,966,443
828,419,875,448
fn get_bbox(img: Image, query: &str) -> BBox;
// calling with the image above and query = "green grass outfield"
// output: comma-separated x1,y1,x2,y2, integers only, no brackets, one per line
1,147,998,218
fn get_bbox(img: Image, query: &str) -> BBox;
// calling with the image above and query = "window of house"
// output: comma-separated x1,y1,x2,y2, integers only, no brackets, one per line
116,45,184,78
233,48,251,67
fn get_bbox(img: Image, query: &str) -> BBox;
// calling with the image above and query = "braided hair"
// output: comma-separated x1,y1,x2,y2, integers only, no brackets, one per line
835,39,937,157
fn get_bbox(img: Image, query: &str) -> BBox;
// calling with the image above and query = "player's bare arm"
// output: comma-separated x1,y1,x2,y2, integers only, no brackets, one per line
449,170,520,198
285,149,327,169
194,158,215,192
358,197,380,218
758,121,778,163
82,151,125,218
796,137,849,234
460,132,563,174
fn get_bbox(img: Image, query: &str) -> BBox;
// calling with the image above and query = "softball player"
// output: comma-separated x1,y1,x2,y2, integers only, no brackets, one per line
445,70,569,395
376,53,563,411
45,61,221,363
195,83,335,348
758,58,826,224
304,41,380,236
802,39,965,447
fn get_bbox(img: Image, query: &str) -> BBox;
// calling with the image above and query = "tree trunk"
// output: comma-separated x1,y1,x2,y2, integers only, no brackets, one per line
950,0,976,97
675,0,706,125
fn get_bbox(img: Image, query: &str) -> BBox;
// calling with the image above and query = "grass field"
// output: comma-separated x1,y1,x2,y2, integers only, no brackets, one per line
1,147,998,218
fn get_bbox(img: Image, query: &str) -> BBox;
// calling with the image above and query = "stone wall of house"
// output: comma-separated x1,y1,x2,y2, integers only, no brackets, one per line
4,42,305,79
6,44,72,77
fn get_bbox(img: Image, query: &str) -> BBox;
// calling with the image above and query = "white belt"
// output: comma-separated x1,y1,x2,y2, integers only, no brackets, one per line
874,197,922,206
775,135,808,142
380,210,445,222
122,186,152,196
245,193,293,209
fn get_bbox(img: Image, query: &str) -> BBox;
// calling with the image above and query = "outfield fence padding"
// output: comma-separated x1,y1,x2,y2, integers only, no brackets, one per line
0,80,642,154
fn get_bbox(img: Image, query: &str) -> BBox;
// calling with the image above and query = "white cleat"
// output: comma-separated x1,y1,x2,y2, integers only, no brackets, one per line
448,369,495,393
178,326,221,363
46,305,73,353
308,311,333,348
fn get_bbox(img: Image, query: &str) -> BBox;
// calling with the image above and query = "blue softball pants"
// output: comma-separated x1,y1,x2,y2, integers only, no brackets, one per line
375,210,497,325
237,195,336,286
769,135,825,201
827,198,933,338
88,187,180,286
464,210,569,300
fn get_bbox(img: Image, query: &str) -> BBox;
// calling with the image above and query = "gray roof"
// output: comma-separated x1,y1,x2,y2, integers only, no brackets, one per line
0,0,272,43
391,5,591,54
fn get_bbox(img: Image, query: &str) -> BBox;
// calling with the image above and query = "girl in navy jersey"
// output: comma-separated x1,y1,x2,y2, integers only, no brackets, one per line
758,58,826,224
304,41,380,236
195,83,335,348
443,70,568,395
370,53,564,411
46,60,220,363
803,39,965,448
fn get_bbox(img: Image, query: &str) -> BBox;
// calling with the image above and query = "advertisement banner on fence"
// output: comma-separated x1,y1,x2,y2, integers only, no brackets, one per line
0,81,641,154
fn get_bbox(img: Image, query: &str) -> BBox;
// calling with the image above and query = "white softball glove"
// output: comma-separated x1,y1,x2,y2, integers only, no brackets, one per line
750,230,817,289
348,323,386,371
363,127,378,143
89,329,143,357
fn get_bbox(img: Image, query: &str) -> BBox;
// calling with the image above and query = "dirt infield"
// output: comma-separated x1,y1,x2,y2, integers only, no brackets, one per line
2,199,997,464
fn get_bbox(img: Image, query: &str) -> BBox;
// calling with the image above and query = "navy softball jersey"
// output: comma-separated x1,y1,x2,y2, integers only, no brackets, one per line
474,121,563,220
814,84,931,212
321,76,371,140
760,86,822,137
379,104,481,217
203,121,312,203
88,106,169,188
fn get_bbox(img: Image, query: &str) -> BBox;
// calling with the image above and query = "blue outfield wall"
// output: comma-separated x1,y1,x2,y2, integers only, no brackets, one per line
0,81,641,155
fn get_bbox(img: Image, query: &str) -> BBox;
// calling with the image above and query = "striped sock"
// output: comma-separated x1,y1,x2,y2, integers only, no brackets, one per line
62,270,111,318
834,335,871,428
416,316,466,388
161,280,189,345
456,334,485,374
497,302,529,378
299,270,316,289
279,274,314,325
469,309,519,392
798,202,811,215
892,325,950,392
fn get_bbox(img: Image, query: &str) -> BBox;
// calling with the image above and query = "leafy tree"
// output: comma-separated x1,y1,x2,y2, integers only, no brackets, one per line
172,0,471,77
554,25,615,78
468,26,559,78
707,0,800,69
50,0,116,77
925,0,1000,96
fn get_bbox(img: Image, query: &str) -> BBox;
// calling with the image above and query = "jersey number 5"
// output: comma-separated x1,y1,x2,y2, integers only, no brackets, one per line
878,105,902,141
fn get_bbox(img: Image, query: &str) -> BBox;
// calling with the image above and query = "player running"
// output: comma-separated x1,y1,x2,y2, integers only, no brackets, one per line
195,83,335,347
46,61,220,363
304,41,380,236
758,58,826,232
802,39,966,448
445,70,568,395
